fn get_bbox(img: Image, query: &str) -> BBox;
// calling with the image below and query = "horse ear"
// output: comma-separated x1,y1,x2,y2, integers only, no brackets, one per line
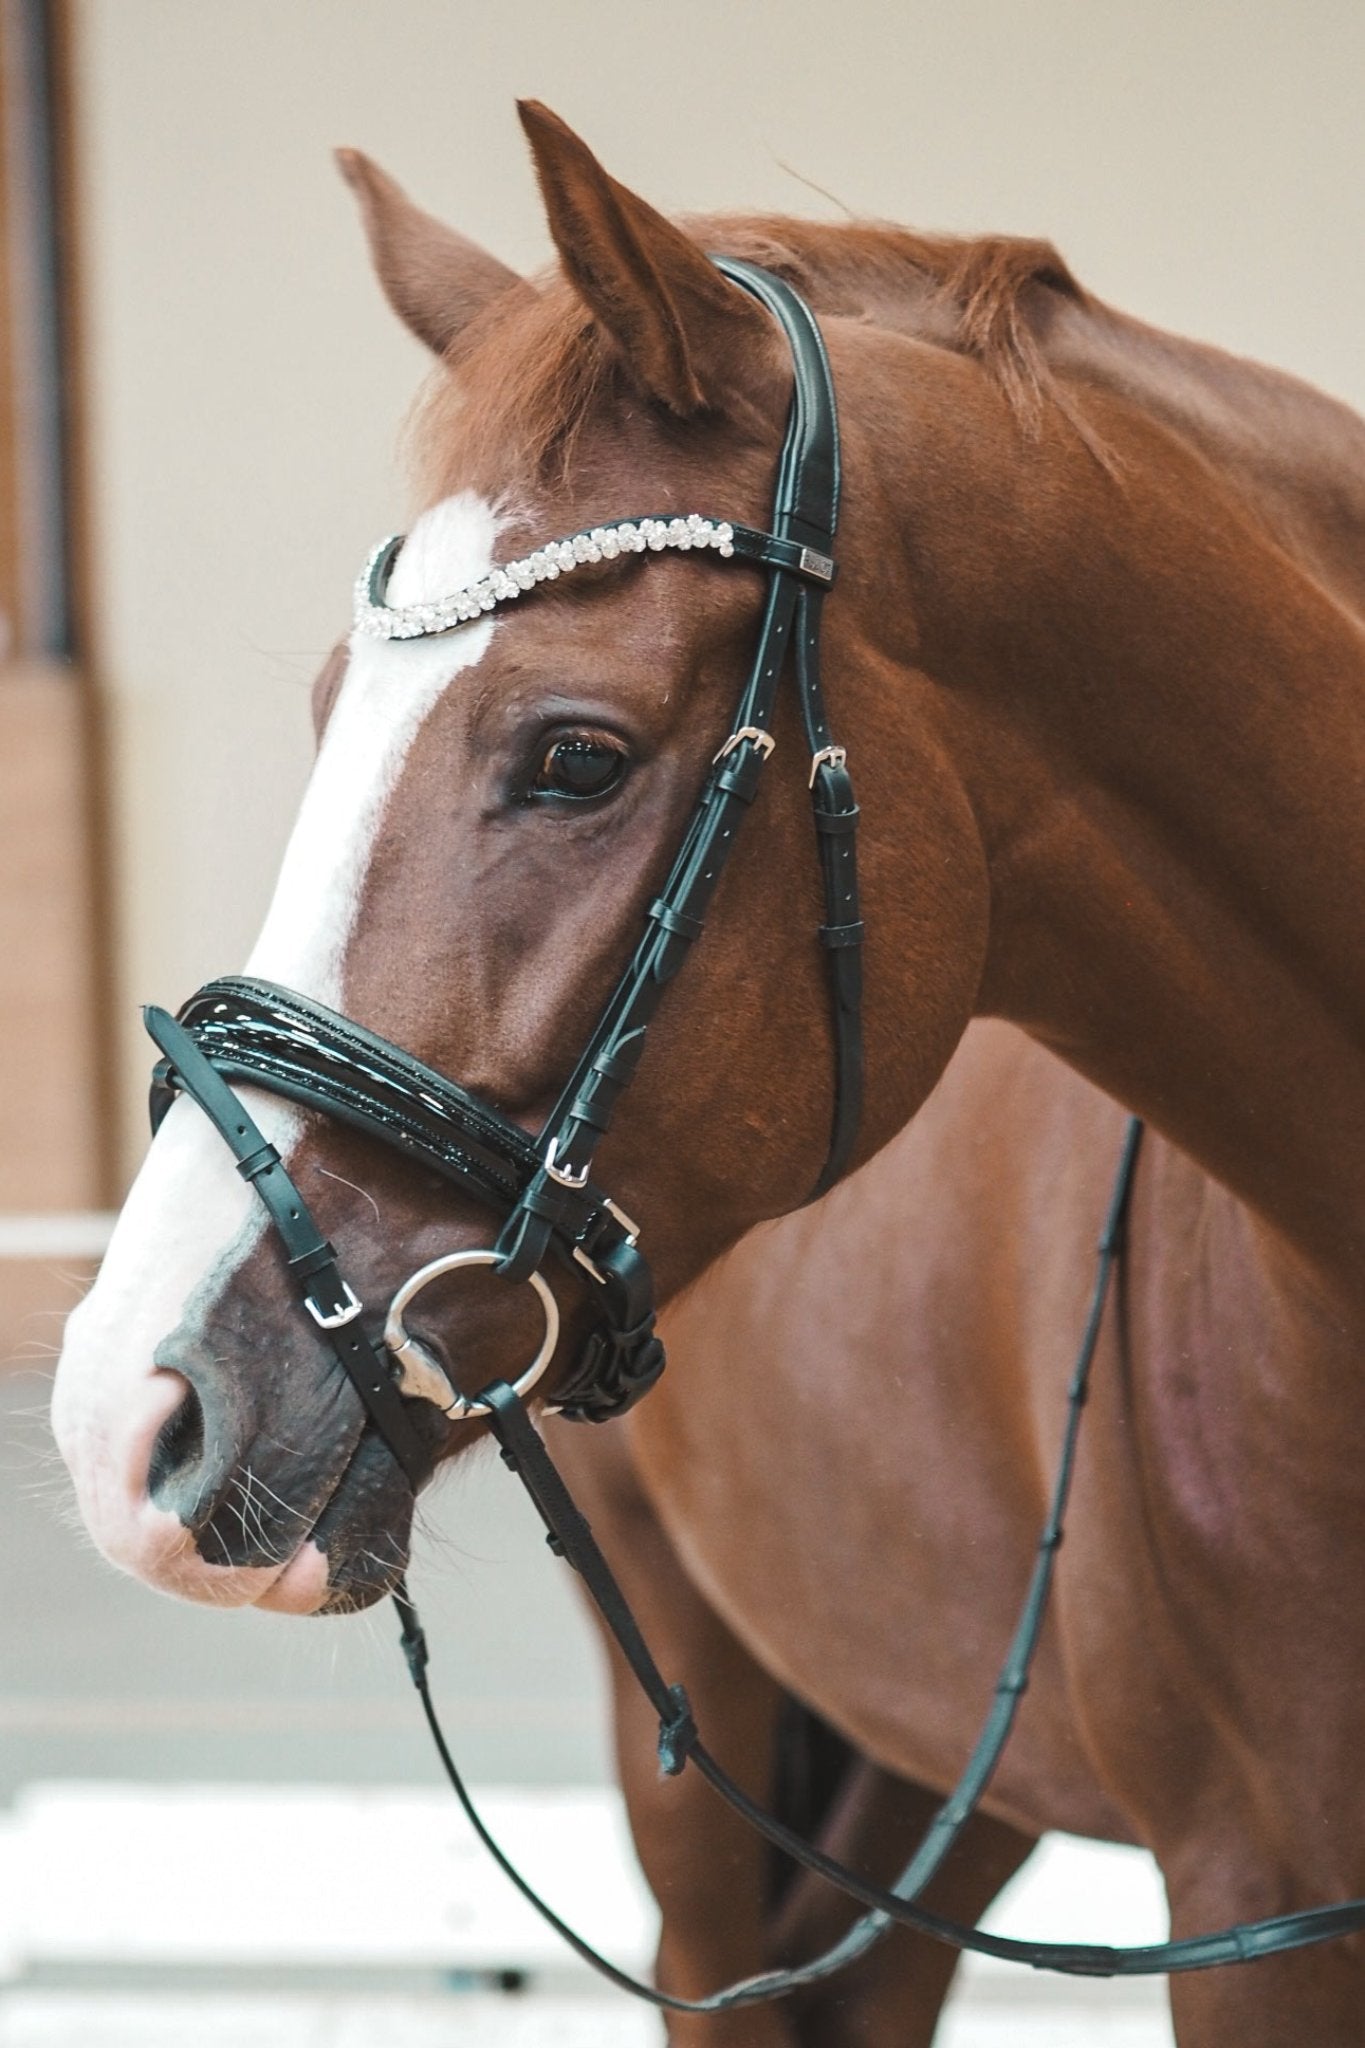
516,100,774,419
335,149,531,358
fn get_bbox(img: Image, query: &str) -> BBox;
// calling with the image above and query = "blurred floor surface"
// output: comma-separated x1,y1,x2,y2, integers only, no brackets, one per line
0,1988,1172,2045
2,1365,1174,2042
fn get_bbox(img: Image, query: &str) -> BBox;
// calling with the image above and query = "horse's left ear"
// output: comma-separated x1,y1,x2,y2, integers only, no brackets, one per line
517,100,776,419
336,148,532,358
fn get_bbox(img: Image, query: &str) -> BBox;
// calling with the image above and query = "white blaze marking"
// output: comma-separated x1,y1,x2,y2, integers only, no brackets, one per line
54,492,501,1595
248,492,500,1002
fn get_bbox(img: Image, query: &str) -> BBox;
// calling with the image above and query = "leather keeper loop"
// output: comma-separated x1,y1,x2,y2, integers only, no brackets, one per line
236,1141,281,1182
813,803,859,836
657,1683,698,1777
591,1044,640,1085
493,1207,553,1286
820,920,865,949
567,1091,614,1134
715,750,765,802
287,1242,340,1282
648,898,706,942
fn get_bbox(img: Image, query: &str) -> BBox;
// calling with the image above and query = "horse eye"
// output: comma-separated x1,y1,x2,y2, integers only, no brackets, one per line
531,735,626,801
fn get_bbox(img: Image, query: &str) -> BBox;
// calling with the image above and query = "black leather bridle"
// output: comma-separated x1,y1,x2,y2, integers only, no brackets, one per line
143,260,1365,2010
150,257,859,1459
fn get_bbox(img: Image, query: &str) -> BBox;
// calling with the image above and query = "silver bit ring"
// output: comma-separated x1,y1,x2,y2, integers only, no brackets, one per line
384,1249,560,1420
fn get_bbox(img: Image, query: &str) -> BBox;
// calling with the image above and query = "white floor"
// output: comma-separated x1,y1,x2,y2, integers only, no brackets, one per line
0,1781,1175,2044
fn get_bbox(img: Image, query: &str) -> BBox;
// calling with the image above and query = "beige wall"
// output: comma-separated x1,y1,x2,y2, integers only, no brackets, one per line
72,0,1365,1180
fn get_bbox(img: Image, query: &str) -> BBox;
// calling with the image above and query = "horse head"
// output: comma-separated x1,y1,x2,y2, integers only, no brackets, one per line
54,104,993,1614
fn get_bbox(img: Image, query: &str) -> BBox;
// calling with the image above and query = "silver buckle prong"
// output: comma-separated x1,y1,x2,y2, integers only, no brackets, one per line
808,744,848,788
543,1136,590,1188
713,726,776,765
306,1282,363,1331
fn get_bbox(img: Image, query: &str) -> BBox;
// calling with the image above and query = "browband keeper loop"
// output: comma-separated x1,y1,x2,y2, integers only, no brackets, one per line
729,526,836,586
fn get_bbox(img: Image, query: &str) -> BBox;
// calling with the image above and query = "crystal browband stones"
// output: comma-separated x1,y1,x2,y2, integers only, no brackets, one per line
355,515,738,642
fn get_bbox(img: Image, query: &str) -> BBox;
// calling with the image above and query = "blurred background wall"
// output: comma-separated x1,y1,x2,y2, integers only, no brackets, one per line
59,0,1365,1185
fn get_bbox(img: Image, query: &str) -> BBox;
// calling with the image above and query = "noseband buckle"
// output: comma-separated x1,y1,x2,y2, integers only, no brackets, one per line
305,1282,363,1331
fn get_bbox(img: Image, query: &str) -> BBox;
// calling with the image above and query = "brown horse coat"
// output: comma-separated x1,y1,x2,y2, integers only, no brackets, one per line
54,104,1365,2045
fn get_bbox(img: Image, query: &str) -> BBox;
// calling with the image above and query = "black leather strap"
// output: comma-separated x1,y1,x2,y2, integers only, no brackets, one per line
144,1005,432,1492
167,980,539,1207
527,258,860,1219
718,260,863,1201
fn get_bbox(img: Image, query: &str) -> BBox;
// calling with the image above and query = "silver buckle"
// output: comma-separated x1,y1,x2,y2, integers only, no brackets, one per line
306,1282,363,1331
543,1136,590,1188
809,744,848,788
571,1194,643,1286
604,1195,640,1245
713,726,776,765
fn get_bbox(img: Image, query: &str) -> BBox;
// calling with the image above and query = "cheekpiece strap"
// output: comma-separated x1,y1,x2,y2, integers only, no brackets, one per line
144,1003,434,1491
522,257,859,1223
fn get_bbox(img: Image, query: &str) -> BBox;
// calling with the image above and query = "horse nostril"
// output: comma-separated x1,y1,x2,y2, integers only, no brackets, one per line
148,1377,205,1502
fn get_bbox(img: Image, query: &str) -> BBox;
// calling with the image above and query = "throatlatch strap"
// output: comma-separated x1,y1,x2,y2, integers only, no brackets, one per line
144,1006,432,1492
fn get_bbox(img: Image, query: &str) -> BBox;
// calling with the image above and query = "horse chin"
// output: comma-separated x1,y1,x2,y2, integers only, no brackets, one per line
257,1529,420,1617
281,1425,419,1615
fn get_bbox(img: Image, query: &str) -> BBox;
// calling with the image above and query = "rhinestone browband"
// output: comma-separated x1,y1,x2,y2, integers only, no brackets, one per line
355,515,737,642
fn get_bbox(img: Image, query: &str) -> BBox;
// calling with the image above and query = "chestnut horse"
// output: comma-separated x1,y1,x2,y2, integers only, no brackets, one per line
53,103,1365,2046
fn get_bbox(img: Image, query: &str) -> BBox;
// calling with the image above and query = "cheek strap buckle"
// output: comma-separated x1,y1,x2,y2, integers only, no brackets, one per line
305,1282,363,1330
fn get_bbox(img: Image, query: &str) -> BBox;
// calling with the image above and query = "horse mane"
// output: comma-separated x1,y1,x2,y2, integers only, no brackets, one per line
412,215,1092,494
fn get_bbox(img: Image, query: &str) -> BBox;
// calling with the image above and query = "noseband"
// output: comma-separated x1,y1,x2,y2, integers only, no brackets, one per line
143,260,1365,2009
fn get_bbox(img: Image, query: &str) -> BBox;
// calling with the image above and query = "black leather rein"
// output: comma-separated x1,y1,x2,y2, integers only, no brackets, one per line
143,258,1365,2009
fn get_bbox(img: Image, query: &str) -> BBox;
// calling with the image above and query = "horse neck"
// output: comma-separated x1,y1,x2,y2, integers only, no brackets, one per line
863,313,1365,1307
1048,293,1365,623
